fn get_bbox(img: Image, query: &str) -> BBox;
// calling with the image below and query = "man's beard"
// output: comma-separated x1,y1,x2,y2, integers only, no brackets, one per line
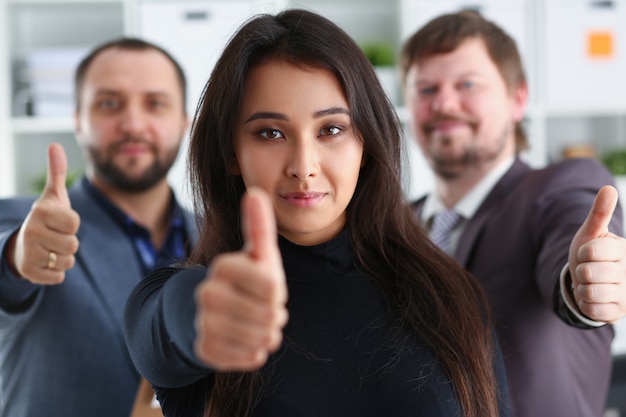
88,139,179,193
431,144,480,180
428,125,511,181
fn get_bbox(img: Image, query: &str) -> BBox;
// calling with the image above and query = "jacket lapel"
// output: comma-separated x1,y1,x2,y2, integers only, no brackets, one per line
412,159,531,266
455,159,531,265
70,185,143,336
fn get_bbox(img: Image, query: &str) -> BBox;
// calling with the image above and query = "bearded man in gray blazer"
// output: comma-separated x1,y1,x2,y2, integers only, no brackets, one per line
0,38,197,417
402,11,626,417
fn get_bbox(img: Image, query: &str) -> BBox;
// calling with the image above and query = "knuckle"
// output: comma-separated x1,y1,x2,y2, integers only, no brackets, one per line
251,350,269,368
575,263,593,282
21,266,36,279
578,284,594,301
195,282,214,307
29,203,47,218
268,330,283,352
194,339,211,363
70,238,80,254
47,272,65,285
66,255,76,269
22,227,41,243
70,211,81,230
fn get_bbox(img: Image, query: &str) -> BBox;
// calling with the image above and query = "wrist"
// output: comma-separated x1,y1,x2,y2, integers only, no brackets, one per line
560,263,605,327
4,232,23,278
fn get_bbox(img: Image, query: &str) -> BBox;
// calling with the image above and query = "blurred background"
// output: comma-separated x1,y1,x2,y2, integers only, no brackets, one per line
4,0,626,202
1,0,626,413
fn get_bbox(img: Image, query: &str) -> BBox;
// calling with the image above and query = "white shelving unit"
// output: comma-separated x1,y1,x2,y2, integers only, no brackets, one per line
2,0,626,201
0,0,401,199
0,1,12,198
1,0,129,196
0,0,267,201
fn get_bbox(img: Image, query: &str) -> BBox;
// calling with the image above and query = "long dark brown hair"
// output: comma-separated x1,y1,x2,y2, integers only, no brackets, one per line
188,8,500,417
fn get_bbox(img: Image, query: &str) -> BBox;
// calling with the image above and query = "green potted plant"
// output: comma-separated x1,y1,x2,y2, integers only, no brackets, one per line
360,41,399,105
361,42,396,68
601,148,626,201
31,169,82,193
601,148,626,176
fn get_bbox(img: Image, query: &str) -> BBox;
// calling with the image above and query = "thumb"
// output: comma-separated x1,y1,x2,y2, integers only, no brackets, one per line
241,187,280,266
578,185,618,239
43,143,71,206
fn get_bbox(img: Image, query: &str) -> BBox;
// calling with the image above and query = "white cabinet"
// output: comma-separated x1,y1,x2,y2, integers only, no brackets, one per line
543,0,626,109
138,1,256,114
539,0,626,172
137,0,257,205
539,0,626,169
3,0,626,200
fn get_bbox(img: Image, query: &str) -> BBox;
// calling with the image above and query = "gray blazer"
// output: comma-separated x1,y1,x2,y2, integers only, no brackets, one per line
0,179,198,417
414,158,622,417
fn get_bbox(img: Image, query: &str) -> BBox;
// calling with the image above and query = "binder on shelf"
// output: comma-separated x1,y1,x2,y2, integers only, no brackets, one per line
24,47,89,118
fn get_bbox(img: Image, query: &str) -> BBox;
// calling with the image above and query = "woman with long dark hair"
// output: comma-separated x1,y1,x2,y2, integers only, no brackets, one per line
124,8,510,417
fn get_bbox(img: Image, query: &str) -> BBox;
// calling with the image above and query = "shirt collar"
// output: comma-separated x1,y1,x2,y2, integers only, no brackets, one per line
81,177,184,234
422,156,515,222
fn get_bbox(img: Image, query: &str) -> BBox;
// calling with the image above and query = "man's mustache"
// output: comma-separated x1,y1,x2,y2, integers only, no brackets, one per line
111,138,157,152
423,116,477,134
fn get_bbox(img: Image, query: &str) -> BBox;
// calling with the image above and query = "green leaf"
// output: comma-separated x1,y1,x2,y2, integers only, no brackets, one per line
601,149,626,176
360,42,396,67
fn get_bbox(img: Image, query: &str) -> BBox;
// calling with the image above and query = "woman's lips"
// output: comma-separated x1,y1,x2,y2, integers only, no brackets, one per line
281,192,325,207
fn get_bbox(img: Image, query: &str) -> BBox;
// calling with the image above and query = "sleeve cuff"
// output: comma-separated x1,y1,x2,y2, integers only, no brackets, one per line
0,229,39,311
559,263,606,328
162,266,209,366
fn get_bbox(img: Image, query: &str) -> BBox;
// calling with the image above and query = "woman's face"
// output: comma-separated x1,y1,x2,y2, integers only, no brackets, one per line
233,60,364,246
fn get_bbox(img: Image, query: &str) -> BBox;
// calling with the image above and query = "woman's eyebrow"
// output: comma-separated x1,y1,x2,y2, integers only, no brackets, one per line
313,107,349,118
244,111,288,124
244,107,349,124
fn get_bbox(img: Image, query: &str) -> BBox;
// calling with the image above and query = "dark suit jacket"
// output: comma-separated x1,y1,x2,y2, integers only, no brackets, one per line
414,158,622,417
0,179,198,417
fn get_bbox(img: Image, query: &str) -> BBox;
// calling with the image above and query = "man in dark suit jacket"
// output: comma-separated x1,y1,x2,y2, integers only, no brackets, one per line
401,11,626,417
0,38,197,417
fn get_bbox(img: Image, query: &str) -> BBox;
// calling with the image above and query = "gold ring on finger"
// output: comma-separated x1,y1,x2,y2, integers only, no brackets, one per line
47,251,57,270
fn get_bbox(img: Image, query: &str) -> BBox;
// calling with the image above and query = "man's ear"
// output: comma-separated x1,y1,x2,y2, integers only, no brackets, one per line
74,109,81,136
511,82,529,123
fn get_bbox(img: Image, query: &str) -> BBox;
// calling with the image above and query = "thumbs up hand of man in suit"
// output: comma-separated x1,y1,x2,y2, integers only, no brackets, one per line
569,185,626,323
8,143,81,284
194,188,289,372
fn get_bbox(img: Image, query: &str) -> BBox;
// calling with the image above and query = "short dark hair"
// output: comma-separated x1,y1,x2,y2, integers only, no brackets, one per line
74,37,187,111
400,10,528,152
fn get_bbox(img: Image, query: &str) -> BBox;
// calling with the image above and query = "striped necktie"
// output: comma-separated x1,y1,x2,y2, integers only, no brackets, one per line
429,209,462,254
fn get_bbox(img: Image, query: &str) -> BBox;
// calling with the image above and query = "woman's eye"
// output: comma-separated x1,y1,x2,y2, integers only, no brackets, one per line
259,129,283,139
461,80,474,89
320,125,342,136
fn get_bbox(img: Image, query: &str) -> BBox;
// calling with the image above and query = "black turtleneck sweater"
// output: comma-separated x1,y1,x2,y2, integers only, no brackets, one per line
124,231,510,417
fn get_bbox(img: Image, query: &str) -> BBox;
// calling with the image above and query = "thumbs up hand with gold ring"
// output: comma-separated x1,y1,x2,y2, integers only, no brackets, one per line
6,144,81,285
